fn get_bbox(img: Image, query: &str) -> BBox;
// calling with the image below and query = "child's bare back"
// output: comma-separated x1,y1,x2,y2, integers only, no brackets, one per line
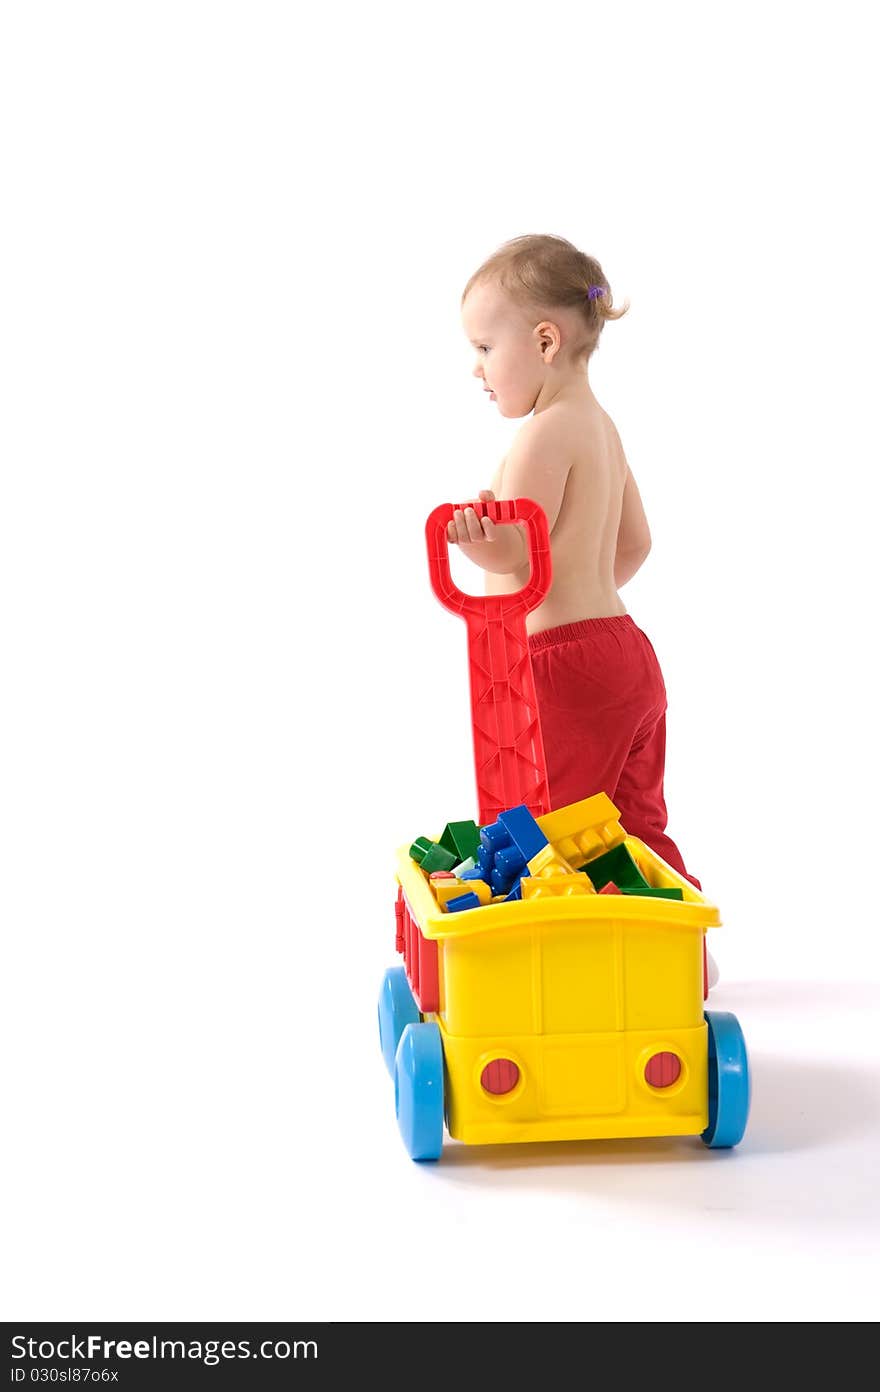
453,393,652,637
486,398,642,635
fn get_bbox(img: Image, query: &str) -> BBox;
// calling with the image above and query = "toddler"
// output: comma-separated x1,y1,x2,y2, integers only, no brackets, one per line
452,234,710,966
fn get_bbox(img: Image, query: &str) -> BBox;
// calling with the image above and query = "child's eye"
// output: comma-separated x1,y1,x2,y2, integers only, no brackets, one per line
479,346,490,354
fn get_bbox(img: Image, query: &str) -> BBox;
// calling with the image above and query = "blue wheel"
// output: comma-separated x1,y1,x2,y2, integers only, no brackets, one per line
394,1022,444,1161
701,1010,750,1148
378,966,420,1076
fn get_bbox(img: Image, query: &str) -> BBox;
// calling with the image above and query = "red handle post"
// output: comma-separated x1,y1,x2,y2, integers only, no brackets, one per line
425,498,552,826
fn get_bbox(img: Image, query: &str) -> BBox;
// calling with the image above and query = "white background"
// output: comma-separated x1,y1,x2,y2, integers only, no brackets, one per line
2,1,878,1324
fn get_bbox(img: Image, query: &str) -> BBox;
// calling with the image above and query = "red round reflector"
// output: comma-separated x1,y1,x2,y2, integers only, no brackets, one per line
481,1058,520,1095
645,1052,682,1088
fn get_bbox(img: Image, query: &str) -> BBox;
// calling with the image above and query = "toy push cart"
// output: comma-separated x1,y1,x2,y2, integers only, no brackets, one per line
378,499,750,1161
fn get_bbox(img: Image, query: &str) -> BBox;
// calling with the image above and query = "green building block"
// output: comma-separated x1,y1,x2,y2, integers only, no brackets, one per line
620,885,685,901
409,836,434,864
439,820,481,863
420,842,458,874
582,843,650,892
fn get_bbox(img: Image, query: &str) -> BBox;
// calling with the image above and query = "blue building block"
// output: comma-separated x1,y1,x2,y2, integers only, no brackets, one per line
502,867,531,900
476,844,494,875
446,891,482,913
499,805,548,863
480,822,512,854
495,844,527,876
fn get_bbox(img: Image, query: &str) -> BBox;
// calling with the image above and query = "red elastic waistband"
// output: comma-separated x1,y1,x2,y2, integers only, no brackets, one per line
528,613,635,652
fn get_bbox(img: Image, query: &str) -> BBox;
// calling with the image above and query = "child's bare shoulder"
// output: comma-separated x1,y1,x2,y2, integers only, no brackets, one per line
527,399,617,459
492,407,575,492
524,402,579,450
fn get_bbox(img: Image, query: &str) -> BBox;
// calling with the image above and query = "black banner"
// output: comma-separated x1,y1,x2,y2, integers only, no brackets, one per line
5,1320,830,1385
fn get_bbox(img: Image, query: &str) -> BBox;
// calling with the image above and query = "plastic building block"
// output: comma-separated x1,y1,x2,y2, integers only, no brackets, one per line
475,819,526,897
420,842,458,874
446,891,482,912
432,880,473,907
495,844,527,877
429,870,456,880
452,856,476,876
599,882,622,895
439,820,481,863
461,878,492,905
409,836,434,863
500,867,531,901
520,874,593,900
527,842,580,880
435,878,492,909
621,886,685,901
536,793,626,870
480,821,511,854
426,498,553,824
490,866,515,896
582,842,650,892
499,804,548,863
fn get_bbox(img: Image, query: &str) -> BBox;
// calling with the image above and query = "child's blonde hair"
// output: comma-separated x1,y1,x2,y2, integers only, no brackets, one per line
462,233,628,361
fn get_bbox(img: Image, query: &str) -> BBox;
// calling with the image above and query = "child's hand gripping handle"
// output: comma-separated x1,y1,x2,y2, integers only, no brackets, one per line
425,496,552,620
425,498,553,826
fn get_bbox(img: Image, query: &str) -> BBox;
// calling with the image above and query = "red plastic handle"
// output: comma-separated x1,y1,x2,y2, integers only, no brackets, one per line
424,498,552,825
425,497,552,619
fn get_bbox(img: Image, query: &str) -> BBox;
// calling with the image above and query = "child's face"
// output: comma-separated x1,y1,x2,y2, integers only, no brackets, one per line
462,281,546,419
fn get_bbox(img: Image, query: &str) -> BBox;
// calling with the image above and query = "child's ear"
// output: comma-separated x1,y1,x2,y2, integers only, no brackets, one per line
535,320,561,364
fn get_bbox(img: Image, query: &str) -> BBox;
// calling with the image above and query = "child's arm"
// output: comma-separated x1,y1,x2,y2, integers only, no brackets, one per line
614,463,652,587
448,419,571,574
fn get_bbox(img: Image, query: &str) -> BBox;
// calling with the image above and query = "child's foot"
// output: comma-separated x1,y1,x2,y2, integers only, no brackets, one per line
706,951,720,989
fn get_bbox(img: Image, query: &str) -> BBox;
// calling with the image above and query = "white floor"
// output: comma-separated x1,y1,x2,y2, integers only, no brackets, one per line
356,973,880,1323
6,952,877,1324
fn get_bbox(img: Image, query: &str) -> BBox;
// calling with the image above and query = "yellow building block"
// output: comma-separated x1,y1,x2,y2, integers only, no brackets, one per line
527,843,580,879
520,874,594,900
536,793,626,870
432,877,493,909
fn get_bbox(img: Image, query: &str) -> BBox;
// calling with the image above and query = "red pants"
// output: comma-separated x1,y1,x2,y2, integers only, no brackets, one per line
528,615,701,890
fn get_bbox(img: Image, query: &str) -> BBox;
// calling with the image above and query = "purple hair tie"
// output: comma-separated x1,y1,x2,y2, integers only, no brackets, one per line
587,284,605,300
